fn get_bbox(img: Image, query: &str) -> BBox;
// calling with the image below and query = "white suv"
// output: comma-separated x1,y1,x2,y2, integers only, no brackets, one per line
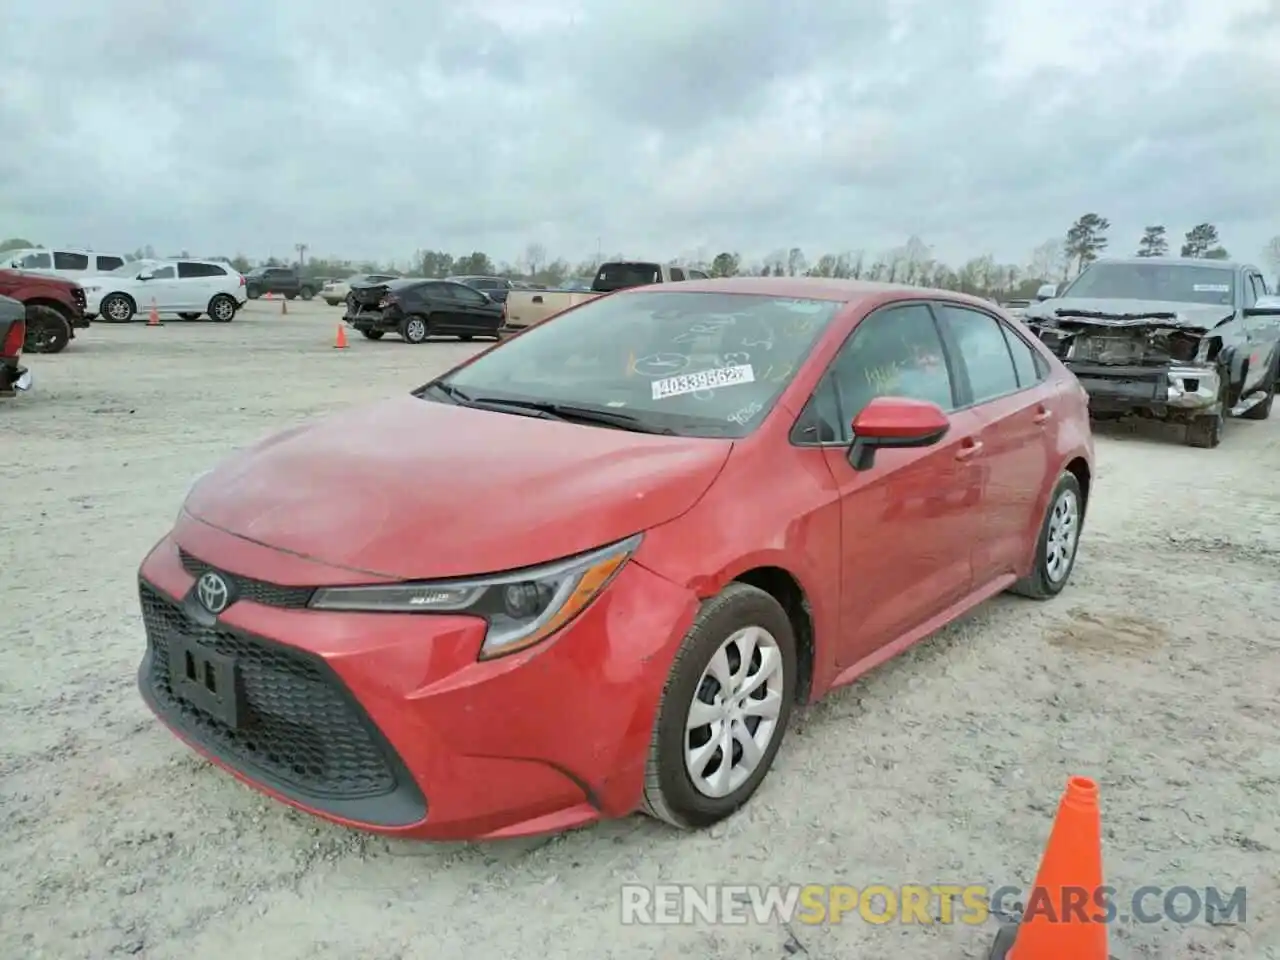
83,259,249,322
2,247,130,280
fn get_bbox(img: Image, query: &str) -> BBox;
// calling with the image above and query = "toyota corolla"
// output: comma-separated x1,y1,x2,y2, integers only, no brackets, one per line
137,277,1094,840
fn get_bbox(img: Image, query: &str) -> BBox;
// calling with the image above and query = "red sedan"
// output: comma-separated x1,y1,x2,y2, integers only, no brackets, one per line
137,277,1094,840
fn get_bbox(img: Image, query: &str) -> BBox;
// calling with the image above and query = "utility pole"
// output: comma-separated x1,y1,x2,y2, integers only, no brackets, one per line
295,243,308,269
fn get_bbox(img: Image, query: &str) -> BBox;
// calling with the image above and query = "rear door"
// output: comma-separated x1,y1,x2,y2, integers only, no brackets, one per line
445,282,502,334
95,254,125,273
933,302,1055,587
53,251,91,278
176,262,221,310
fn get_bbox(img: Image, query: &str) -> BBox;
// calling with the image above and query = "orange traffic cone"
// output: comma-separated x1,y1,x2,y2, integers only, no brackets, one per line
333,323,347,349
990,776,1108,960
147,299,163,326
264,291,273,300
281,297,288,315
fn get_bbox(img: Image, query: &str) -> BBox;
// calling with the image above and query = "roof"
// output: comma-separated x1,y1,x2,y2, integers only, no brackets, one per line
636,275,999,309
1091,256,1248,270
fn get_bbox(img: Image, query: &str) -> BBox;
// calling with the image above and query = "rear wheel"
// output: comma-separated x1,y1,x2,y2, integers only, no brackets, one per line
400,315,429,344
285,292,297,301
642,583,796,829
100,293,136,323
208,295,237,322
246,286,261,300
299,287,314,300
1009,472,1083,599
24,304,72,353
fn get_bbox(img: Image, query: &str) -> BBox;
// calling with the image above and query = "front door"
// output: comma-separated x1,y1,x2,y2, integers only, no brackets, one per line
139,263,182,310
817,302,986,668
933,303,1054,585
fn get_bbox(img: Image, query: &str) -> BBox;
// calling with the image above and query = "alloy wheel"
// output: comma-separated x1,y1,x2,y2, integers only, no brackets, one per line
683,626,785,799
1045,488,1080,583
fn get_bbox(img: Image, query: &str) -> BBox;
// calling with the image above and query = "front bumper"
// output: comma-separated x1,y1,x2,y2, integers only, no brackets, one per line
1067,362,1221,415
136,519,697,840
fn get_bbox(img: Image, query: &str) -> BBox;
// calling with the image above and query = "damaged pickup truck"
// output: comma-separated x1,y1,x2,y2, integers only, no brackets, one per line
1023,257,1280,448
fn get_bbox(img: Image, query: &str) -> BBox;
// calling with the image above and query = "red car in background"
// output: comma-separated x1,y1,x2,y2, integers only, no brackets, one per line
136,277,1094,840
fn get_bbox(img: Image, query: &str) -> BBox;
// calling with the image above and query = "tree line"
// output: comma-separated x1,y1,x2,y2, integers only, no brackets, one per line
4,224,1279,301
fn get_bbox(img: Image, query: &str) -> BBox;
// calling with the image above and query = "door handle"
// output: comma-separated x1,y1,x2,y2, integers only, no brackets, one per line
954,439,983,461
532,295,543,303
1032,406,1052,424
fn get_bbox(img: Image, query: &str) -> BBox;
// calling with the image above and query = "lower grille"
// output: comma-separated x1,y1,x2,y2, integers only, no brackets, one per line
71,288,86,313
138,581,426,823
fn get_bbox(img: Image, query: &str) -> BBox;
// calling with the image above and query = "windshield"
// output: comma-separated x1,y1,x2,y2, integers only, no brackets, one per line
428,290,841,437
594,262,662,292
109,259,158,276
1061,262,1235,306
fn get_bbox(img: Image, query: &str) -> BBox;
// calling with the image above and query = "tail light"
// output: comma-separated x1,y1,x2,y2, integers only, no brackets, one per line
379,295,395,308
2,319,25,357
239,275,246,286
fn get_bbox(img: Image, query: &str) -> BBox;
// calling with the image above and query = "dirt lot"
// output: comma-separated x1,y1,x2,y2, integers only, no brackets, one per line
3,298,1278,960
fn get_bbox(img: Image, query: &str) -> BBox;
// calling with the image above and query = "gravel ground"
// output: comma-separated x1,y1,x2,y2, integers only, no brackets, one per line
2,299,1278,960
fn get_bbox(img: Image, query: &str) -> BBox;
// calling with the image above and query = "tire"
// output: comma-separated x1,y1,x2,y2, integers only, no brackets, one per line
299,287,314,301
324,298,342,307
1009,471,1083,600
400,315,429,344
641,582,796,830
246,287,261,300
24,304,72,354
1186,411,1223,447
1240,356,1277,421
178,312,201,321
100,293,136,323
361,330,385,340
208,295,237,322
460,334,474,342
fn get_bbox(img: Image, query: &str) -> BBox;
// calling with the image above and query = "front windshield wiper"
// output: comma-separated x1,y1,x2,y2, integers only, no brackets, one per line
464,396,679,435
420,382,563,420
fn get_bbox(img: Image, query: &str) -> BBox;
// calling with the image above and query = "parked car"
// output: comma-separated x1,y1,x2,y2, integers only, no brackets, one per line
136,277,1093,840
1,247,129,281
321,273,400,306
446,275,516,304
243,266,316,300
0,294,32,398
85,259,248,323
1024,257,1280,447
502,261,709,335
0,269,88,354
344,278,504,343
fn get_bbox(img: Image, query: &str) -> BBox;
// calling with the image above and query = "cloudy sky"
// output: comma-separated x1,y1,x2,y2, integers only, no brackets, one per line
3,0,1279,270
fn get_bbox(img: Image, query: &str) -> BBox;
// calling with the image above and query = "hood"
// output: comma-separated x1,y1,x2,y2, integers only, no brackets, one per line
183,395,732,580
1024,297,1232,332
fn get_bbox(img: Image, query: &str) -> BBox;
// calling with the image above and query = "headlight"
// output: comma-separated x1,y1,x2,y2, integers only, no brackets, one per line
308,534,642,659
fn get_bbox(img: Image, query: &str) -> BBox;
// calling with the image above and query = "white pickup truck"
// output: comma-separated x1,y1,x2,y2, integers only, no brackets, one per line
500,261,708,336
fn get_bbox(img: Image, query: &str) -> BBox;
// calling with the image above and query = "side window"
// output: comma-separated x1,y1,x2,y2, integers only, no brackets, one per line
54,251,90,270
827,304,956,441
936,305,1021,404
424,283,455,299
452,284,487,303
1248,273,1266,304
689,270,709,280
1000,323,1044,388
151,264,177,280
669,267,686,281
178,262,202,278
18,251,52,269
96,255,124,271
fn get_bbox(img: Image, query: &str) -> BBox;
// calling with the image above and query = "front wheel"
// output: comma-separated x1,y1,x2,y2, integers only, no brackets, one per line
1009,471,1083,599
642,583,796,830
100,293,136,323
400,315,429,344
208,295,237,322
24,304,72,353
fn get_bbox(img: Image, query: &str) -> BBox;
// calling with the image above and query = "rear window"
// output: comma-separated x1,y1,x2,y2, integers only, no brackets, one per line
594,262,662,292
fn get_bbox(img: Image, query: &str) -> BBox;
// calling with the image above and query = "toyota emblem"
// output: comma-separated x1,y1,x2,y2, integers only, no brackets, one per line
196,571,231,615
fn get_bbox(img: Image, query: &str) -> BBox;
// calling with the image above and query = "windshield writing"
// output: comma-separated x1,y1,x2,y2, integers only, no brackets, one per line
432,291,839,437
1063,263,1235,306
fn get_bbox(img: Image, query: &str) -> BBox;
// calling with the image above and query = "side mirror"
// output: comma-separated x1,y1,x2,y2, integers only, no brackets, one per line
848,397,950,471
138,269,155,280
1035,282,1058,301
